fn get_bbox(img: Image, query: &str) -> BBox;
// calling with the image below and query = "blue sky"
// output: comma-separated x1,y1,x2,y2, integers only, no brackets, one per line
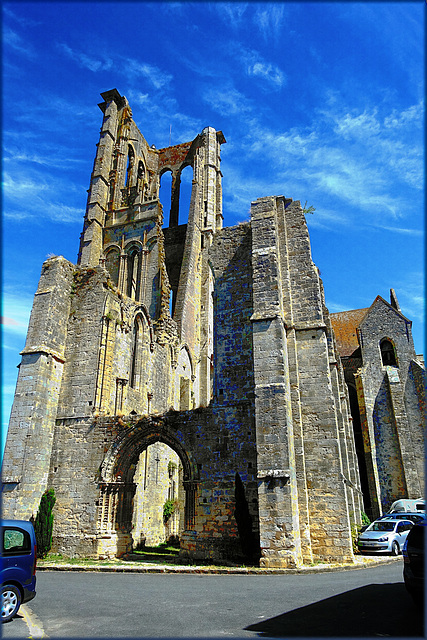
2,2,424,453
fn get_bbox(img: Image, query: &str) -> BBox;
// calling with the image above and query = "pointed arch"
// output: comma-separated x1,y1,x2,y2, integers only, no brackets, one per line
126,244,141,300
380,338,398,367
97,420,199,545
130,312,150,390
100,419,197,486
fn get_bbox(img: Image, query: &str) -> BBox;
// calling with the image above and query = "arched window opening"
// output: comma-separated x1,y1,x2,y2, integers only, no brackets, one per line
130,313,150,391
105,248,120,287
127,248,140,300
380,339,397,367
159,170,172,225
178,165,193,226
131,443,184,549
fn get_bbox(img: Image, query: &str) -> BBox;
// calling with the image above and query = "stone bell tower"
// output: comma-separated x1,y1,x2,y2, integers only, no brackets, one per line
2,89,226,524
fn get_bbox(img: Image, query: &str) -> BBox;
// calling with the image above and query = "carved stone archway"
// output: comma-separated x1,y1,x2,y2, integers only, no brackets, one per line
97,419,198,557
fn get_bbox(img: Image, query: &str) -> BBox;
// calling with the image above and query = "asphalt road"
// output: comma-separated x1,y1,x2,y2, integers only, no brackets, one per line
2,560,424,638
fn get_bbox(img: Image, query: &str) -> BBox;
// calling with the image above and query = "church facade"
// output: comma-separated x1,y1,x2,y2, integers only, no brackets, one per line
2,90,424,567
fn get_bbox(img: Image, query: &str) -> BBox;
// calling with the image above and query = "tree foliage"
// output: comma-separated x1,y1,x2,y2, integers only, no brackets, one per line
302,200,316,214
34,488,56,558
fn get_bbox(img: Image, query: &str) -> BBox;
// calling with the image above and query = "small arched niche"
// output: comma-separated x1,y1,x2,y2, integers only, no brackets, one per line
105,248,120,287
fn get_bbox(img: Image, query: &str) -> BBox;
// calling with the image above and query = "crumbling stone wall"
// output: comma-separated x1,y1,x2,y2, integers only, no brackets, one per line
6,89,422,567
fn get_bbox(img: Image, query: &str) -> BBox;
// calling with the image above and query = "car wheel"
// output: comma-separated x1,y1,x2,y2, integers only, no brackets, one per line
391,541,399,556
1,585,21,623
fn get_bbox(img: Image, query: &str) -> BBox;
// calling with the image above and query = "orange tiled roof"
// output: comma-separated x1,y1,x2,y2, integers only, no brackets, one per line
330,308,369,357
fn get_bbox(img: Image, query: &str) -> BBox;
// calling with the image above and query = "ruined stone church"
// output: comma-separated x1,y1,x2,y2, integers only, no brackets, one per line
2,89,425,567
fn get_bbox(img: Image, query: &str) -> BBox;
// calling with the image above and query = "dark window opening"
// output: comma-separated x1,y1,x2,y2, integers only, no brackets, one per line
380,339,397,367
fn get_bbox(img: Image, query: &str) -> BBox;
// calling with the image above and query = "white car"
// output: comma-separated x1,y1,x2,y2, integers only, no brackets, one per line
388,498,425,513
357,518,413,555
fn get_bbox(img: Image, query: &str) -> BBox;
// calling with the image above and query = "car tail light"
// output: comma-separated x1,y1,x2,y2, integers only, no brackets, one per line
33,544,37,575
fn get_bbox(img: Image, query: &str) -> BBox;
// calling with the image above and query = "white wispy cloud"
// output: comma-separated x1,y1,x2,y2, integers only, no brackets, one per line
232,45,286,90
215,3,249,29
231,99,423,225
58,42,113,72
253,5,286,43
249,61,285,89
1,293,32,337
58,43,173,91
384,102,423,129
3,25,35,57
374,226,423,236
2,6,41,28
3,146,86,169
3,171,84,224
125,59,173,90
202,85,253,117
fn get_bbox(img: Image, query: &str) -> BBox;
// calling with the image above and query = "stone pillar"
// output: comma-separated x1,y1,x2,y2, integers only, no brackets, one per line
250,196,302,568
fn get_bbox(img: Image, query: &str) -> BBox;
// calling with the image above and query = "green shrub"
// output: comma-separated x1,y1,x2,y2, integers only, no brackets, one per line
163,499,175,523
34,488,56,558
361,511,371,526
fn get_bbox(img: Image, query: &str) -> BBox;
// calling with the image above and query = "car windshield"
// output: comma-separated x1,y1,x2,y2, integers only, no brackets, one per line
369,522,395,532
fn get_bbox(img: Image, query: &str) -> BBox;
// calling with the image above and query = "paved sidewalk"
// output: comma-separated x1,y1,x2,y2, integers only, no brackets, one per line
37,554,401,575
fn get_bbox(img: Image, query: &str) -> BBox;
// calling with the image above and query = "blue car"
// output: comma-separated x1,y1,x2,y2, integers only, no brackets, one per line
1,520,37,623
403,518,426,608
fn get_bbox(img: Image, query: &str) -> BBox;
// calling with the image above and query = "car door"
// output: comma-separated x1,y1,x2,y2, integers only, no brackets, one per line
1,525,34,587
396,521,412,547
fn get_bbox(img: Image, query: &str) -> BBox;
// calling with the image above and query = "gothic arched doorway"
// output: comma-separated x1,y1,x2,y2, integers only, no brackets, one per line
132,441,184,548
97,420,198,558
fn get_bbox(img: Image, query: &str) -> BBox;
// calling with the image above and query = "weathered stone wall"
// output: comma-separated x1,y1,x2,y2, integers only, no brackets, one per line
8,89,421,568
356,300,425,513
2,257,74,519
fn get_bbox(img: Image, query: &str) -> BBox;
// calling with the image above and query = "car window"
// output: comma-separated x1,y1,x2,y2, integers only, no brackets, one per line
2,527,31,554
370,522,395,532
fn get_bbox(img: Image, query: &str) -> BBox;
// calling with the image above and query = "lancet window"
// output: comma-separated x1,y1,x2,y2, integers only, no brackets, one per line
130,314,149,390
380,339,397,367
127,247,140,300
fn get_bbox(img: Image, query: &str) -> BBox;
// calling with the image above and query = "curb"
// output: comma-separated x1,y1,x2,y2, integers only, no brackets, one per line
37,555,401,575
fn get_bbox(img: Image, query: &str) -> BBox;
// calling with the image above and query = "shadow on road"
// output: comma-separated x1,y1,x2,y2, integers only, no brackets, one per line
245,582,424,637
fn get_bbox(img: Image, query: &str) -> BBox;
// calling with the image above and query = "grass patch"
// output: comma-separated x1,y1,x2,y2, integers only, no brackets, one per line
40,543,256,570
40,553,121,566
